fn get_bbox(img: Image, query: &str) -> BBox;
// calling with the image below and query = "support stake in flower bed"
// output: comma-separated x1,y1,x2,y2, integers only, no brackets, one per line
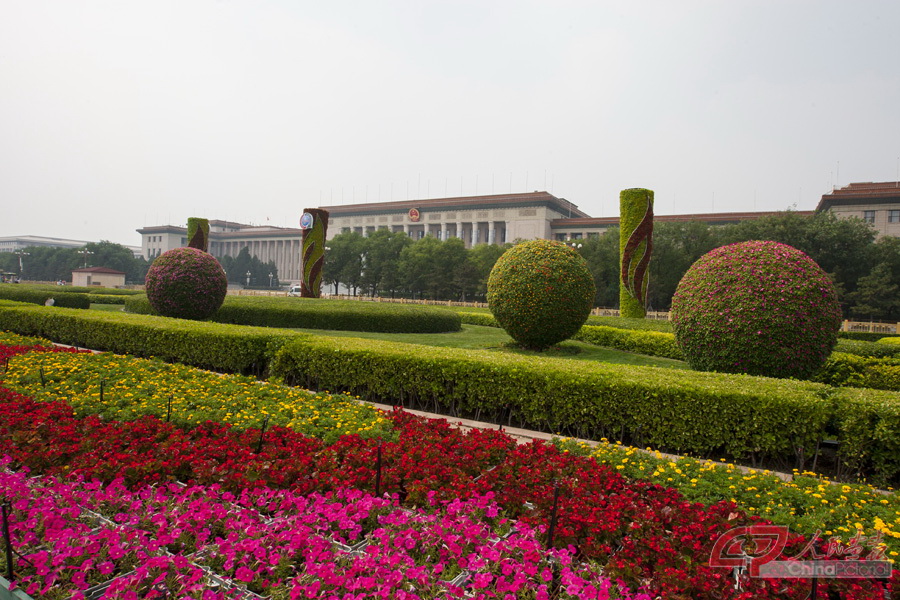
255,416,270,454
166,395,172,423
546,480,561,549
375,440,383,497
2,502,14,582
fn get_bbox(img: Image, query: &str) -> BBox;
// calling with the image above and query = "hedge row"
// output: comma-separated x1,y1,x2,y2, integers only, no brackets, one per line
0,285,90,308
126,294,462,334
838,330,900,342
0,300,297,375
27,284,142,296
267,335,900,485
812,352,900,391
572,325,684,360
87,294,128,305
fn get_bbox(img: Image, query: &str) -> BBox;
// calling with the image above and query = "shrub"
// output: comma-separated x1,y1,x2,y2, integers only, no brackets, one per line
572,325,684,360
145,247,227,320
487,240,595,350
835,338,900,358
127,295,461,334
671,241,841,379
0,285,90,308
812,352,900,391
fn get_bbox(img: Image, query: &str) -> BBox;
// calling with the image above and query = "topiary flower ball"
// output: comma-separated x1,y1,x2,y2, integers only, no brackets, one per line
145,247,228,320
670,240,841,379
487,240,596,351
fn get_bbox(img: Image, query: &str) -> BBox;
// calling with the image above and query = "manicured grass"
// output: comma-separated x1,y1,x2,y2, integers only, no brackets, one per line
293,324,689,369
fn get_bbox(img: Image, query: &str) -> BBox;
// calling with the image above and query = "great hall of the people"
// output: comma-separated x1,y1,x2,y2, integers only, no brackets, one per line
132,182,900,285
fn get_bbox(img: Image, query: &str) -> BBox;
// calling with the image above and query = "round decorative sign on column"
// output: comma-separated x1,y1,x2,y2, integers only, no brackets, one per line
299,212,315,230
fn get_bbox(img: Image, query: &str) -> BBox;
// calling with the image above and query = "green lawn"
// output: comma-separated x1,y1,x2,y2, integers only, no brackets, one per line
89,303,125,312
294,324,689,369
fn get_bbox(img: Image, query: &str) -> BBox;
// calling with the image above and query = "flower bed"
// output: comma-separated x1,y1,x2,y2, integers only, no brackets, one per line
0,390,891,598
0,462,645,600
2,349,390,443
0,335,895,598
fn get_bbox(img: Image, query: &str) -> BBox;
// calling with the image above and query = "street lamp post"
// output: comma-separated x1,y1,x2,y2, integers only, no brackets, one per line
79,248,94,268
246,271,251,287
13,251,30,275
268,272,273,288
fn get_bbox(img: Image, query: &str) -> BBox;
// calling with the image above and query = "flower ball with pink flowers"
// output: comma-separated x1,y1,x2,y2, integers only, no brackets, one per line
671,240,841,379
145,247,228,320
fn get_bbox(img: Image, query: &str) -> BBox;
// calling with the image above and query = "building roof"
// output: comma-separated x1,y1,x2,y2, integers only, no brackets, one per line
551,210,815,229
816,182,900,211
72,267,126,275
320,191,591,219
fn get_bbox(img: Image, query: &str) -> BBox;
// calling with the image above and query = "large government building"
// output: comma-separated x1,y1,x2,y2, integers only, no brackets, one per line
136,184,899,285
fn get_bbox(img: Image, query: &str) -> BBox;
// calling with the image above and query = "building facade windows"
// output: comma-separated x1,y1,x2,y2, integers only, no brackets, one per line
864,210,876,224
889,210,900,223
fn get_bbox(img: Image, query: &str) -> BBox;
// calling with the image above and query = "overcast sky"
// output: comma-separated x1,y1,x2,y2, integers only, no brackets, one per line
2,0,899,247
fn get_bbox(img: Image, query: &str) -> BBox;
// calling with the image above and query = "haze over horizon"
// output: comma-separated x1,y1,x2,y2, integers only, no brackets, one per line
2,1,899,247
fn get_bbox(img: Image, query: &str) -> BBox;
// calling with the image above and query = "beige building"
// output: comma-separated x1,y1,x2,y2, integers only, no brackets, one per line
322,191,589,247
137,220,305,283
71,266,126,287
816,181,900,237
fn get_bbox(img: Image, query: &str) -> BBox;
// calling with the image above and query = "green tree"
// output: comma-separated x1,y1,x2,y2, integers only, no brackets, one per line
846,263,900,321
360,230,411,297
468,243,511,300
577,230,619,308
647,221,719,310
322,232,366,295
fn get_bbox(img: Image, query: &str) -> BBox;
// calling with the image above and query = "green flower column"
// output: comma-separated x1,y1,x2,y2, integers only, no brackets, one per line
300,208,329,298
619,188,654,318
187,217,210,252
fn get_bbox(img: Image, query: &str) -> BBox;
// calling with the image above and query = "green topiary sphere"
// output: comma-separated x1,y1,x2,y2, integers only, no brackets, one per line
670,240,841,379
145,247,228,320
487,240,596,350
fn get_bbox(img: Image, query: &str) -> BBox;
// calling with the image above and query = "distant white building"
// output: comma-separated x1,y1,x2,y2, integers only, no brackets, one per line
0,235,142,257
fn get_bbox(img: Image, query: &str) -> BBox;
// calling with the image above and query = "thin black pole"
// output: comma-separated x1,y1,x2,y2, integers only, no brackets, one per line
2,503,14,582
39,367,45,387
546,481,561,549
375,441,383,497
99,379,104,403
255,416,270,454
166,396,172,423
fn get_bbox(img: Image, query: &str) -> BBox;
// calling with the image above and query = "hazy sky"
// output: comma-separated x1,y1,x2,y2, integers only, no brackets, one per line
2,0,899,247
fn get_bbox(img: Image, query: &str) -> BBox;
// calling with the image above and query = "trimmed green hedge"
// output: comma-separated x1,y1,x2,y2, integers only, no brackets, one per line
126,294,462,334
459,312,500,327
572,325,684,360
0,300,297,374
0,285,90,308
269,335,900,485
88,294,128,305
838,330,899,342
27,284,141,295
879,337,900,347
835,339,900,358
812,352,900,391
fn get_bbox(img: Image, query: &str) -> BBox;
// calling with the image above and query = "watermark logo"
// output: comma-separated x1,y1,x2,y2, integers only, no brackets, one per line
710,525,891,580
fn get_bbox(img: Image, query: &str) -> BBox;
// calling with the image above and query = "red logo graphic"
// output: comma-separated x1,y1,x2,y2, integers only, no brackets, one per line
710,525,790,576
408,208,421,222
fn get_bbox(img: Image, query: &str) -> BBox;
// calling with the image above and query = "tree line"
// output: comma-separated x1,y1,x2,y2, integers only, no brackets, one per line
4,211,897,320
324,211,900,320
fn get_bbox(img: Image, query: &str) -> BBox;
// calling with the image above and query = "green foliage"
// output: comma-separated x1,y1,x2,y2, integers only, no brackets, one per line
618,188,654,318
0,285,90,308
576,229,620,307
458,312,500,327
585,315,673,332
0,241,149,283
87,294,128,305
835,338,900,358
126,294,462,334
487,240,596,350
838,331,900,342
845,262,900,320
145,247,228,320
811,352,900,391
218,246,279,288
671,241,841,379
0,301,295,375
269,333,843,474
186,217,210,251
572,325,683,360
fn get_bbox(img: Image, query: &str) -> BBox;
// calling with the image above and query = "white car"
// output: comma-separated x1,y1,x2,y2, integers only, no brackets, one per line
287,285,302,297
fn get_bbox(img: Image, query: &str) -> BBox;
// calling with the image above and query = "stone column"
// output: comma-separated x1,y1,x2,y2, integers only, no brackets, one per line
488,223,496,245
